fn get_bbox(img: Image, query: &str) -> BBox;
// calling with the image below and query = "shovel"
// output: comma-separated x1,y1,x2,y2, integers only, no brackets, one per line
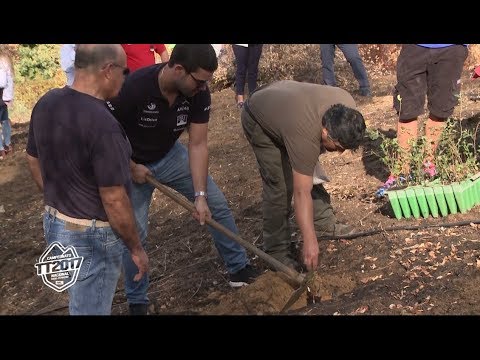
146,174,305,286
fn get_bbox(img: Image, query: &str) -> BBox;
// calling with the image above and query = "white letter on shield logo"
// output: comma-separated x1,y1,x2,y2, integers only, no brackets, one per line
35,242,84,292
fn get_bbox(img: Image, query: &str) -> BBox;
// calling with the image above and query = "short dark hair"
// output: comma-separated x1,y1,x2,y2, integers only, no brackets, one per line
322,104,366,150
168,44,218,73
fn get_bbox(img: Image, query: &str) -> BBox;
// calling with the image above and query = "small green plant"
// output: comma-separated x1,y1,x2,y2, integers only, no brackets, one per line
435,119,479,184
380,136,405,179
373,118,479,189
370,130,405,180
409,136,430,184
366,128,380,141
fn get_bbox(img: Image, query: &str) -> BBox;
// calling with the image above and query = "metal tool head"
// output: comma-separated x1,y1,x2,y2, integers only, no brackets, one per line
280,270,316,314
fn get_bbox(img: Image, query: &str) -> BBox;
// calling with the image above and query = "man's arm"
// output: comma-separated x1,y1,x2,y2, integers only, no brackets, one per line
188,122,210,225
99,185,148,281
90,128,148,281
159,49,169,63
27,154,44,191
292,169,319,271
154,44,169,63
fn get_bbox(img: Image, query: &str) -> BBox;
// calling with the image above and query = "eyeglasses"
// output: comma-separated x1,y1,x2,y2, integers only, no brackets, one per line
327,133,346,152
189,72,208,87
111,63,130,76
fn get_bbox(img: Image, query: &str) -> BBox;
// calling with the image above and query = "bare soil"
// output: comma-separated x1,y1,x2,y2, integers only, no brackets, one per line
3,67,480,316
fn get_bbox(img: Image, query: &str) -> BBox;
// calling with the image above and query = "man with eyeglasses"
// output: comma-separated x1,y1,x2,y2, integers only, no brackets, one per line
241,80,366,271
26,44,148,315
107,44,259,315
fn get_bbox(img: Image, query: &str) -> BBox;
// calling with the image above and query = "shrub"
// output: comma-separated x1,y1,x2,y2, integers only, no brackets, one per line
435,119,479,184
8,44,65,122
17,44,61,80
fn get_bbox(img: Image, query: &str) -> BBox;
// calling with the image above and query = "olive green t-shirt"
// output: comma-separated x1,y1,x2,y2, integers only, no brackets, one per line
248,80,356,176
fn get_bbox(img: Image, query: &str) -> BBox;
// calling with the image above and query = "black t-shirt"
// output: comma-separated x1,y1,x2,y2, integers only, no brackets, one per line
106,63,211,164
26,86,132,221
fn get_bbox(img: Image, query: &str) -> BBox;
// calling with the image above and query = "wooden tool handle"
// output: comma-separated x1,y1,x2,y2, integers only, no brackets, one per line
146,175,305,286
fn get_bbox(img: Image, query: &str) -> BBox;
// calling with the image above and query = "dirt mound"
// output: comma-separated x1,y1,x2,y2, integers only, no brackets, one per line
202,272,302,315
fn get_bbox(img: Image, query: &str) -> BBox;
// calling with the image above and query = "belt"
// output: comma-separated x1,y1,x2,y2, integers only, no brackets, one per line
45,206,110,228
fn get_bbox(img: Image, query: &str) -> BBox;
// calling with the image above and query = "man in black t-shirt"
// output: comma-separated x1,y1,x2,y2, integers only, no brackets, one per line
26,44,148,315
107,44,258,315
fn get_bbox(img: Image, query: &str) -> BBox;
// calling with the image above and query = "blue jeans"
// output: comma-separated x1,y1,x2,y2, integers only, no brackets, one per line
320,44,370,91
0,105,11,151
123,141,249,304
43,211,124,315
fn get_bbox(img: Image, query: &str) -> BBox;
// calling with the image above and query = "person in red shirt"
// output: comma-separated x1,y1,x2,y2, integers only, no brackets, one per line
121,44,169,73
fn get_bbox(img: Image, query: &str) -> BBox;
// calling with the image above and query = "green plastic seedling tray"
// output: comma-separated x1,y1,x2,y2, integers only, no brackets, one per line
386,173,480,219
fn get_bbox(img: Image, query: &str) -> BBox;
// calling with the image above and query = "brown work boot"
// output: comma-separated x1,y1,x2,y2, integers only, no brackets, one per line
315,223,356,238
4,144,12,154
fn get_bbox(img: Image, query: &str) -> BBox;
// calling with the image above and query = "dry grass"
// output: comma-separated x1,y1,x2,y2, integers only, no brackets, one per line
211,44,480,92
8,44,480,123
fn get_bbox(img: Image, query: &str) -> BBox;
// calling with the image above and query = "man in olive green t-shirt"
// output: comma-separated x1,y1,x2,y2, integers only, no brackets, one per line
241,80,366,271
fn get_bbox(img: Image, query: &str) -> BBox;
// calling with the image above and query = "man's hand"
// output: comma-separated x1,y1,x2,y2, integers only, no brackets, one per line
130,246,149,281
131,162,152,184
302,236,319,271
192,195,211,225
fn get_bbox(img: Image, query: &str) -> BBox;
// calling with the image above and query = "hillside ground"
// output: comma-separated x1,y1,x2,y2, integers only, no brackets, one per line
2,49,480,315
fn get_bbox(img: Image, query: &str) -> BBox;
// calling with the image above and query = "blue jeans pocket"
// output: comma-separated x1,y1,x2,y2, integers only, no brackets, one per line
67,241,93,282
44,216,95,283
48,234,94,282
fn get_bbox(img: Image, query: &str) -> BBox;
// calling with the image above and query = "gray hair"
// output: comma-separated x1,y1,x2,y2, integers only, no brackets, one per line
74,44,123,71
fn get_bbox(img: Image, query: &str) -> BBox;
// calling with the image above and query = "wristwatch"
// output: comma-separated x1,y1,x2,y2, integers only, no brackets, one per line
194,191,208,199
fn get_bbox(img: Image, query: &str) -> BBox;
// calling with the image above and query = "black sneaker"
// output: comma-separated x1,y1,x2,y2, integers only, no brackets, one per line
228,264,259,288
129,303,148,315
